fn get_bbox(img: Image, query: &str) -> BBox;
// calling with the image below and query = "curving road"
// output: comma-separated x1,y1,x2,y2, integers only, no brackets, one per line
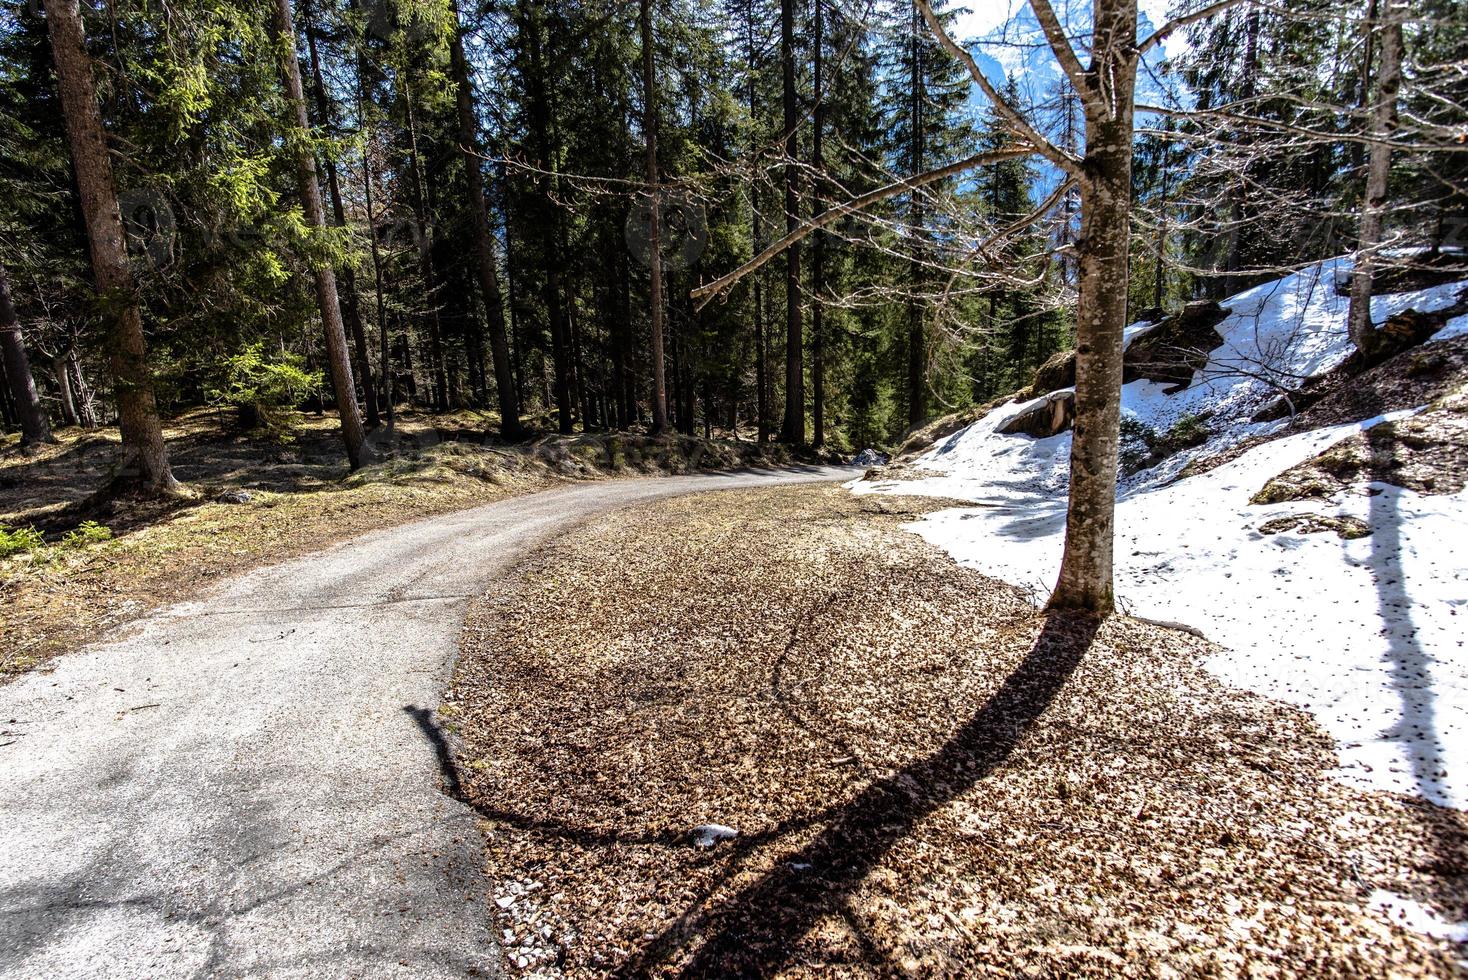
0,466,853,978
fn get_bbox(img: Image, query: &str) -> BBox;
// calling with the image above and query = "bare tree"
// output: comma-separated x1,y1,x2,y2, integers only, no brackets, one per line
1346,0,1406,357
43,0,181,494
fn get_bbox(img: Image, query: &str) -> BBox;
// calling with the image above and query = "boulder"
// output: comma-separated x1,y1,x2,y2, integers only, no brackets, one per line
998,390,1075,438
1031,350,1075,393
1122,300,1228,388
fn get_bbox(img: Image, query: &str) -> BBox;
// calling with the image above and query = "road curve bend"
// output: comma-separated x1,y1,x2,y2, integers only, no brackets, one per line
0,466,853,978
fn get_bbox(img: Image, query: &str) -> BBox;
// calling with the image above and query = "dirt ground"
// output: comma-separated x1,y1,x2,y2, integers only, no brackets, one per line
447,485,1466,978
0,410,798,678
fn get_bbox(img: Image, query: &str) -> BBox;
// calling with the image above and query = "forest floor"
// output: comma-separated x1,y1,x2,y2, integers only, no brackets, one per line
0,408,803,678
447,484,1467,978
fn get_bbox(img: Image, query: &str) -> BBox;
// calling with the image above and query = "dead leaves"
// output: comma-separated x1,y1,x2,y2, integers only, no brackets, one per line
448,485,1466,978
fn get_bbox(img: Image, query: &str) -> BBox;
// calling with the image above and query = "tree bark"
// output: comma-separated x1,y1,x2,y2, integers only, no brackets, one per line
518,0,574,434
905,0,927,431
0,262,54,446
1046,0,1138,614
403,79,453,414
43,0,179,493
810,0,825,447
302,0,379,426
449,0,523,439
745,0,769,444
777,0,803,445
55,353,79,426
1346,0,1405,358
271,0,369,469
639,0,669,434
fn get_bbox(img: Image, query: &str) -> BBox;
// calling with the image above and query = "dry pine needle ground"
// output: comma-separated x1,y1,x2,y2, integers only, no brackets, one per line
447,484,1466,978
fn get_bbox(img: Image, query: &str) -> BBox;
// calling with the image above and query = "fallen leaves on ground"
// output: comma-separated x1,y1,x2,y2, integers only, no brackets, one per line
448,485,1466,977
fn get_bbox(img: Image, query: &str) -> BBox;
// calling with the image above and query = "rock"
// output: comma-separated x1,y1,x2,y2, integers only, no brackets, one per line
691,823,738,849
1031,349,1075,393
216,489,254,505
1122,300,1228,388
851,448,889,467
1258,514,1372,540
997,391,1075,438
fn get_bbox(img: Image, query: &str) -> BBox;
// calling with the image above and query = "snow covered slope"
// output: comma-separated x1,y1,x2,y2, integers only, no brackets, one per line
851,257,1468,809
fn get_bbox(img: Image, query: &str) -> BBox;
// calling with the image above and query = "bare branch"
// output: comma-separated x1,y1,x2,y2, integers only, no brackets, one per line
690,148,1036,309
1138,0,1253,56
914,0,1082,178
1028,0,1090,92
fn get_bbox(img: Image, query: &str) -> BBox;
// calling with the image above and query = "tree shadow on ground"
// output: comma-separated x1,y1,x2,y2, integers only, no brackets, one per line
606,610,1100,978
1365,479,1466,903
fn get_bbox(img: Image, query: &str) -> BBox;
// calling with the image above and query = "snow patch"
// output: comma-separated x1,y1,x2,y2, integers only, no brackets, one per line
851,257,1468,808
1368,890,1468,944
1434,313,1468,343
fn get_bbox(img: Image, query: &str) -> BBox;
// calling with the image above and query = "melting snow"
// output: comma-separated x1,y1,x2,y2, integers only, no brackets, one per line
850,258,1468,810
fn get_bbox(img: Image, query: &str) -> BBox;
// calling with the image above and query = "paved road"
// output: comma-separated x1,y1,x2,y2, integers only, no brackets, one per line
0,467,853,979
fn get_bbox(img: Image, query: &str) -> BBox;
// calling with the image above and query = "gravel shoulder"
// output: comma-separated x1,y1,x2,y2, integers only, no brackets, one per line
0,466,850,978
448,485,1467,977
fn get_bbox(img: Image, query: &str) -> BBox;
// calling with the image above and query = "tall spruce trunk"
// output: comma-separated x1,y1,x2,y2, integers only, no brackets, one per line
0,262,54,446
448,0,522,439
745,0,769,444
1347,0,1405,358
271,0,369,469
777,0,803,444
43,0,179,493
905,2,926,430
810,0,825,447
302,0,378,427
639,0,670,434
519,1,574,434
404,80,453,415
1046,0,1138,614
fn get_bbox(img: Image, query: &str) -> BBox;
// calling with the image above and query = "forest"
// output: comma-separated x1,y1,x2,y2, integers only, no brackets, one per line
2,0,1468,975
5,0,1456,458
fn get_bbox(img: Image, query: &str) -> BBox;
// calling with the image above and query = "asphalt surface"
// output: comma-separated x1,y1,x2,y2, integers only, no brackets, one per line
0,466,854,978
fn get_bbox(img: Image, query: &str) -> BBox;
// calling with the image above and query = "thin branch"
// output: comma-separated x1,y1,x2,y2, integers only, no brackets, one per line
1138,0,1253,56
1028,0,1089,93
690,148,1036,309
977,177,1076,257
914,0,1081,178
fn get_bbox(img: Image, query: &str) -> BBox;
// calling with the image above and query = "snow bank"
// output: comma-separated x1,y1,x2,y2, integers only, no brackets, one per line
851,258,1468,809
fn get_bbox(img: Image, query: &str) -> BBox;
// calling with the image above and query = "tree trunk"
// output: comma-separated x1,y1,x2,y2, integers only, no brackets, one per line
449,0,523,439
519,0,574,434
271,0,369,469
54,353,79,426
778,0,803,445
303,0,379,427
43,0,179,493
906,0,926,431
403,79,454,414
746,0,769,445
1046,0,1138,614
68,349,97,427
639,0,670,434
1346,0,1405,358
810,0,825,447
0,262,54,446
